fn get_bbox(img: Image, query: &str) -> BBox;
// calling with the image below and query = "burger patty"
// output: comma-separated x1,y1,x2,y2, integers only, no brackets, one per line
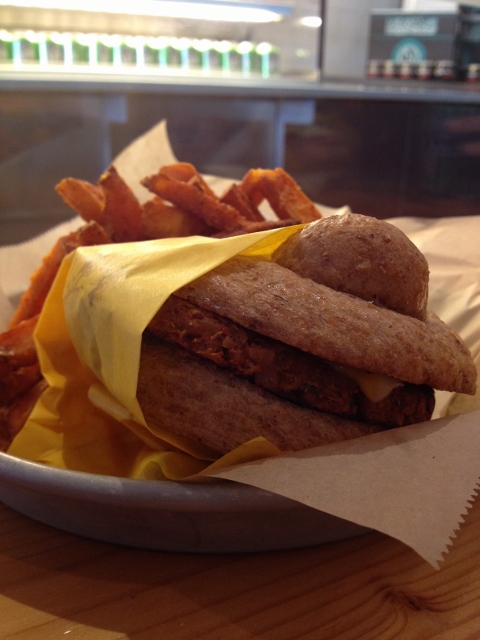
147,296,435,428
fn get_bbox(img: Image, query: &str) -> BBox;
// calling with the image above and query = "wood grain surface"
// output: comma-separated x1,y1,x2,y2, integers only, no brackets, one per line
1,497,480,640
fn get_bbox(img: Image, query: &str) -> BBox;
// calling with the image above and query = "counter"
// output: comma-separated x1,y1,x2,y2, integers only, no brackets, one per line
2,69,480,103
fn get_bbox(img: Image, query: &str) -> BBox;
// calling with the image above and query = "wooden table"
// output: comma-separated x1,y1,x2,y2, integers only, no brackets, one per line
2,496,480,640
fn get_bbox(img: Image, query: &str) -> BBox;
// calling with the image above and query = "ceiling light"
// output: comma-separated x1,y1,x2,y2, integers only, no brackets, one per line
1,0,287,22
299,16,322,28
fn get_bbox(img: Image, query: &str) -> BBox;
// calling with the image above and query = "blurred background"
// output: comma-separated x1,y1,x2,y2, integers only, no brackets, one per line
1,0,480,245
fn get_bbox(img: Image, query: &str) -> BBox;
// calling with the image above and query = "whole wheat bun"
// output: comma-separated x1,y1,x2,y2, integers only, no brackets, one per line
137,213,476,454
272,213,429,320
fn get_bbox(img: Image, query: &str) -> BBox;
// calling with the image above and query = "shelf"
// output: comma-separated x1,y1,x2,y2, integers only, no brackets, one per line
2,68,480,103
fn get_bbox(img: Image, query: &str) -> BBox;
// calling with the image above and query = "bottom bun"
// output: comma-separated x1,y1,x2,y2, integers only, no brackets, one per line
137,334,386,455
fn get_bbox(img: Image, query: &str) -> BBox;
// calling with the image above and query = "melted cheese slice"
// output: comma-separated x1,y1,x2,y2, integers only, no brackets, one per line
334,364,403,402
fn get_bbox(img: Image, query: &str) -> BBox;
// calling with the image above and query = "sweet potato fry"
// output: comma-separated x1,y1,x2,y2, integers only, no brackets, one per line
142,196,214,239
0,362,42,406
240,168,321,223
56,177,106,225
236,169,264,208
220,183,264,222
99,165,146,242
9,221,111,328
0,314,39,375
142,172,248,233
1,378,48,449
159,163,217,198
213,218,300,238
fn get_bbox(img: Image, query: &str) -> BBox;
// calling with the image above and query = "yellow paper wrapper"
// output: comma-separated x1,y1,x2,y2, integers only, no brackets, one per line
8,227,298,480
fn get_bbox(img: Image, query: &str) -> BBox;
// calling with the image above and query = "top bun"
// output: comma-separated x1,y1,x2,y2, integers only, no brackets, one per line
173,213,475,395
272,213,429,320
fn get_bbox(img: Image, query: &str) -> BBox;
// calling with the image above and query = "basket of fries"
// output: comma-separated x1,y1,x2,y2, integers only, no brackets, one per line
1,120,480,568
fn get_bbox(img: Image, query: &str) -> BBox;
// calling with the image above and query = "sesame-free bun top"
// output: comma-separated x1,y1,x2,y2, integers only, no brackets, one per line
173,213,476,395
272,213,429,320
